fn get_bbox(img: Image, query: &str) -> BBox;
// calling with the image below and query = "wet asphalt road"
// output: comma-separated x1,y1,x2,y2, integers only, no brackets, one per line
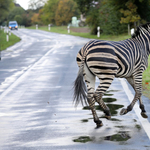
0,29,150,150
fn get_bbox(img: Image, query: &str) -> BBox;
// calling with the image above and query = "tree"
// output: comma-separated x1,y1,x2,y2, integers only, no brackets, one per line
55,0,79,26
74,0,98,15
14,15,23,25
135,0,150,23
40,0,59,24
98,0,127,35
120,0,140,25
119,0,150,27
8,7,25,21
86,2,100,34
31,13,40,24
74,0,102,34
22,13,32,26
0,0,14,24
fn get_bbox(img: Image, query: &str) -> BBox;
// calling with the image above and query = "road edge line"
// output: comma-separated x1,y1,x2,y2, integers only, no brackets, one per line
119,78,150,140
0,42,58,101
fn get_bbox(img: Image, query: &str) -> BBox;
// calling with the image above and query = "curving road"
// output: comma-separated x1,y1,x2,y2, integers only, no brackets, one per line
0,29,150,150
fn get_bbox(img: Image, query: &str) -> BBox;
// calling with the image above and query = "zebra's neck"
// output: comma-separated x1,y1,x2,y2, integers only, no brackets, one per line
130,33,150,57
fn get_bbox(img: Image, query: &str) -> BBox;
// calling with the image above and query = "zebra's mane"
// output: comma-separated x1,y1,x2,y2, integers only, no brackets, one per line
132,23,150,38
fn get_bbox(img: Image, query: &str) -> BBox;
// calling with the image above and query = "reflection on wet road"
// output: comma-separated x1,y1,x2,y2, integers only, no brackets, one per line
75,89,146,145
0,29,150,149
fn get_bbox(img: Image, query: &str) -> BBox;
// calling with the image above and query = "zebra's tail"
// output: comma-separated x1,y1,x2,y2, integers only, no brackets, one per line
73,60,87,107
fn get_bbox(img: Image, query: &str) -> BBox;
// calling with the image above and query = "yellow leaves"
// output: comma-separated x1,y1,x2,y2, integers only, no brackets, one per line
31,13,40,24
55,0,78,26
120,10,131,17
40,0,59,24
126,1,135,9
120,14,141,24
120,0,141,24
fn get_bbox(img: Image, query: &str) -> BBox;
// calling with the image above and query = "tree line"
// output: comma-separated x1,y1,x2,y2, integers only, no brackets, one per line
1,0,150,35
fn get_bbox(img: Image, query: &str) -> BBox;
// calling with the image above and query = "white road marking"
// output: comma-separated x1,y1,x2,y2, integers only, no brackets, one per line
0,41,58,101
119,78,150,140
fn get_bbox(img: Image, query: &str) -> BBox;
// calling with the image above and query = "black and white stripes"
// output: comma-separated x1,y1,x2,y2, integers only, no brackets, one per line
74,23,150,128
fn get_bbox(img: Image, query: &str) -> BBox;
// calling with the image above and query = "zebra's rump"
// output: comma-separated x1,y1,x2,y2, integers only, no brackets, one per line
86,42,118,76
77,40,133,78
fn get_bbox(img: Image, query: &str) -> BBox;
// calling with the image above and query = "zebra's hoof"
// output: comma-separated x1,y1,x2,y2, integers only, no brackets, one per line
120,108,127,115
141,112,148,118
105,115,111,120
95,122,103,129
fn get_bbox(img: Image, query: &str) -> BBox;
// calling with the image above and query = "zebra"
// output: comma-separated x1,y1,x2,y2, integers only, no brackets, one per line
73,23,150,128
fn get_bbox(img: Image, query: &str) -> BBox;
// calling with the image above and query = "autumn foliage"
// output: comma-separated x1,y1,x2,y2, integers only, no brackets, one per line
1,0,150,35
120,0,141,24
40,0,79,25
55,0,78,26
31,13,40,24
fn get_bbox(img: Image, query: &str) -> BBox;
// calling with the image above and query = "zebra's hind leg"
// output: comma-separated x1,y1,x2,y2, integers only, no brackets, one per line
87,94,103,128
84,64,103,128
93,77,114,120
94,92,111,120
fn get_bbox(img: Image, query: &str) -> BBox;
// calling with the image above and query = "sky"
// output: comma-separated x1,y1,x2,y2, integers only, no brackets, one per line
16,0,30,10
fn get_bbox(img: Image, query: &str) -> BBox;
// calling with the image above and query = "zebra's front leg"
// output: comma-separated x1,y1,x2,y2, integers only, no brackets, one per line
139,98,148,118
120,91,141,115
120,94,148,117
87,93,103,128
120,74,148,117
124,76,148,118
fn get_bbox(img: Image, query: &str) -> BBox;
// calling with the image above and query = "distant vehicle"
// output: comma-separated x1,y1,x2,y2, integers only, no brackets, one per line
9,21,18,30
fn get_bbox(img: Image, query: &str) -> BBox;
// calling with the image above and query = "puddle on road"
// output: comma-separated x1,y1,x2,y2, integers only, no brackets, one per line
81,119,88,123
103,131,131,142
83,103,124,116
73,131,131,144
96,104,124,116
104,93,114,96
82,97,117,105
135,124,141,131
81,117,122,123
73,123,142,144
82,106,90,110
106,90,120,93
104,89,120,96
73,136,92,143
111,118,121,121
103,97,117,103
82,96,124,124
74,90,144,146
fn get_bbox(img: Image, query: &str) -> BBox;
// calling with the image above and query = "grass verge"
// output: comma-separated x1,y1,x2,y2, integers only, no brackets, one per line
27,26,131,41
0,30,20,51
142,57,150,99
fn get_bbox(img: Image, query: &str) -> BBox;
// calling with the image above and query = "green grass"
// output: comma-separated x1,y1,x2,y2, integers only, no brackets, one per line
0,29,20,51
27,26,131,41
143,56,150,98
